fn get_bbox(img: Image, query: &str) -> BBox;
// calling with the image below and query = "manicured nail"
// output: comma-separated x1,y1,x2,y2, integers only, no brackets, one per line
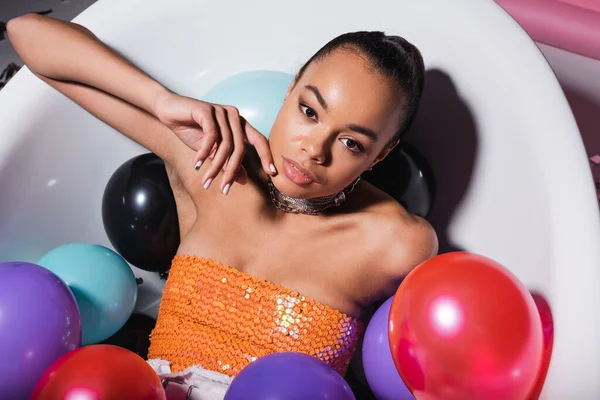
194,160,203,171
204,178,212,189
269,163,277,174
222,183,231,195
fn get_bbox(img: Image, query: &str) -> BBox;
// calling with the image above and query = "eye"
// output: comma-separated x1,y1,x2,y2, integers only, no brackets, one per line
340,138,364,153
299,103,318,120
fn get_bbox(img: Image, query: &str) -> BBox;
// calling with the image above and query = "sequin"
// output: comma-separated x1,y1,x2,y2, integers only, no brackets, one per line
148,255,364,377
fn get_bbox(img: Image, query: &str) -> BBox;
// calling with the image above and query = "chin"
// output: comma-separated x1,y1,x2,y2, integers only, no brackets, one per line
271,175,345,200
270,175,317,199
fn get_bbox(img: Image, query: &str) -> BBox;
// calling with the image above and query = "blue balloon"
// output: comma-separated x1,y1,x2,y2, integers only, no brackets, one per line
37,243,137,345
202,70,294,138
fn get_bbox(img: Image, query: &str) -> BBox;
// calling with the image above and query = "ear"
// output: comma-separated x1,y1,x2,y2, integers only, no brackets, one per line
368,139,400,170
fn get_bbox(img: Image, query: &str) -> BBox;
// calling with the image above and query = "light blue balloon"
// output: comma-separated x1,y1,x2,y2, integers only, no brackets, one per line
202,70,295,138
37,243,137,346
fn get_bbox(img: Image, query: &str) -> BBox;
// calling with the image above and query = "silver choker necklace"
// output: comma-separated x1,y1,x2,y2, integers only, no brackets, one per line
268,177,361,215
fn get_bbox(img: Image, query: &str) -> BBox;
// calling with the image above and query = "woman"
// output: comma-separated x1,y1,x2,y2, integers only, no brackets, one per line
8,14,438,399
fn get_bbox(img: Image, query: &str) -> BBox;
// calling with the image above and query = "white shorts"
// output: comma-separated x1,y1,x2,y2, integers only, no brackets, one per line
148,359,234,400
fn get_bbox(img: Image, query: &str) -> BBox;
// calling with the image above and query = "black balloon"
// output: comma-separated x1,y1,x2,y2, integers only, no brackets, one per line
362,144,435,218
100,313,156,360
102,153,179,272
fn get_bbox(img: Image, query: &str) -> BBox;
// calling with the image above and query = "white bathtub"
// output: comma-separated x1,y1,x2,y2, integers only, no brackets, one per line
0,0,598,398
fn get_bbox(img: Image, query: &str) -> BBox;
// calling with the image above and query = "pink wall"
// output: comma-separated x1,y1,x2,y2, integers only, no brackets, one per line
495,0,600,61
559,0,600,14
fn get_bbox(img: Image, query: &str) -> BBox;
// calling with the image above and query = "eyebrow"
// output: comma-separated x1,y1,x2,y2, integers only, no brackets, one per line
305,85,328,110
305,84,378,142
346,124,379,142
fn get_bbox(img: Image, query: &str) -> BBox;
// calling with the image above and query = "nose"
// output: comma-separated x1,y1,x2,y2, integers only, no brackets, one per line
301,128,331,165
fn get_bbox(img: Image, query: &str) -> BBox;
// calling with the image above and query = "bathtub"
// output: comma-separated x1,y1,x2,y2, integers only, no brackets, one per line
0,0,598,398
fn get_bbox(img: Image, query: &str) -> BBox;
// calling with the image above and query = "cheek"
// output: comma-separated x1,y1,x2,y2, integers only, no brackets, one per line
270,106,303,144
327,151,370,186
267,109,288,149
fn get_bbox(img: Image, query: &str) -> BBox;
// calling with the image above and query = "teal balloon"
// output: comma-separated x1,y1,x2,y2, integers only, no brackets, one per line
37,243,137,346
202,70,295,138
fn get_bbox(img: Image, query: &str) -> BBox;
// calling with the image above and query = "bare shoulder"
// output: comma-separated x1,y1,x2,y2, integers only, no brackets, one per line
350,181,439,293
368,205,437,270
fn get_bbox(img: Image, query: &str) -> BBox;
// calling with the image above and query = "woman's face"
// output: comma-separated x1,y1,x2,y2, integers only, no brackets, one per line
269,49,405,199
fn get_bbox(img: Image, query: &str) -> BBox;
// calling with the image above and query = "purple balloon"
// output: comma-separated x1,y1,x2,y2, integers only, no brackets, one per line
363,297,414,400
0,262,82,399
224,352,355,400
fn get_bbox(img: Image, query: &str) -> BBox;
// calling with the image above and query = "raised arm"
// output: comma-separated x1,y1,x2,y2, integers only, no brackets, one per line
7,14,165,121
7,14,184,162
7,14,276,195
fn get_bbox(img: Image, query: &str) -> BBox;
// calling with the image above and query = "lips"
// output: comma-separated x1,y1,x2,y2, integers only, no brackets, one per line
281,156,320,186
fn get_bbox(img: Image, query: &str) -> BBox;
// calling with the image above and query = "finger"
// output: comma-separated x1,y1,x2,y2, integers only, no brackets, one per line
243,118,276,176
219,107,246,193
234,165,248,185
223,153,248,184
191,105,219,170
208,143,218,160
202,106,233,189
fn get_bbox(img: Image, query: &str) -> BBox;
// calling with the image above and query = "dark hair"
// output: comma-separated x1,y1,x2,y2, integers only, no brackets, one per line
295,31,425,145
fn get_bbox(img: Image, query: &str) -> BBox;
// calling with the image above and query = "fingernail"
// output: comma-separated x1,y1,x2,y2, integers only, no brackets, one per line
270,163,277,174
194,160,203,171
204,178,212,189
222,183,231,195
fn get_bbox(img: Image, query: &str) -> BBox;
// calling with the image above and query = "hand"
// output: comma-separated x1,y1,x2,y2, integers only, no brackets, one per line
152,91,277,194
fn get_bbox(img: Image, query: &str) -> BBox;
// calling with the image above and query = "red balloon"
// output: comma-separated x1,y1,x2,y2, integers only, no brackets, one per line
31,344,166,400
528,292,554,400
388,252,543,400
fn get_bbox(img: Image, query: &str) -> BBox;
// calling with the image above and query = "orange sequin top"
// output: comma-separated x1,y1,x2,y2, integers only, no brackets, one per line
148,255,364,377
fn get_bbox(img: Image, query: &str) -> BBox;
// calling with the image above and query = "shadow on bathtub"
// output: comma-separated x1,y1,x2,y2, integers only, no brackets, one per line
406,69,478,254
